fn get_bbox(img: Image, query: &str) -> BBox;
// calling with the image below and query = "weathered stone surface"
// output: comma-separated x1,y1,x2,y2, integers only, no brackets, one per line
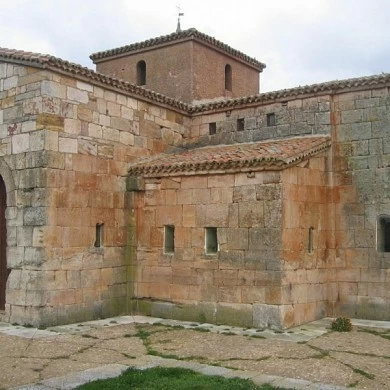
23,207,47,226
253,303,282,329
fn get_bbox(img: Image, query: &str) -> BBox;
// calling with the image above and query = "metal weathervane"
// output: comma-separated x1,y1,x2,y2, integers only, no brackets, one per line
176,5,184,33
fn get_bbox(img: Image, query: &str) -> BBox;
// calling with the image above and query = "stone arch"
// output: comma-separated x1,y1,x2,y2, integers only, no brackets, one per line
0,157,16,311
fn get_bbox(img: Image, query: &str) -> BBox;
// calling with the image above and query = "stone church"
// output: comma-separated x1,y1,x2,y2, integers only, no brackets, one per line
0,28,389,329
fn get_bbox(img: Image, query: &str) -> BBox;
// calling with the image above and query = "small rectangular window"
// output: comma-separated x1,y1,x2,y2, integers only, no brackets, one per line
164,225,175,254
267,113,276,127
377,215,390,252
209,122,216,135
205,227,218,254
94,223,104,247
237,118,245,131
308,227,314,253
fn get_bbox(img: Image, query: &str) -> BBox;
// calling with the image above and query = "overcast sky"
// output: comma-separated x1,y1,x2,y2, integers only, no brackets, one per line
1,0,389,93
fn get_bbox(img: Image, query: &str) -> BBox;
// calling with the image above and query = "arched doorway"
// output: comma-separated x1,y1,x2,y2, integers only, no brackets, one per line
0,176,7,310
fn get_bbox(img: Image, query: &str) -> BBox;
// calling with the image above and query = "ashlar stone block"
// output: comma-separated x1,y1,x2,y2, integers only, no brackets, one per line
41,80,66,99
12,133,29,154
253,303,283,329
67,87,88,104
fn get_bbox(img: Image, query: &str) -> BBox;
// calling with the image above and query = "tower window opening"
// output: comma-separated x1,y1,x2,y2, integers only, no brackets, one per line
136,60,146,86
225,64,232,91
237,118,244,131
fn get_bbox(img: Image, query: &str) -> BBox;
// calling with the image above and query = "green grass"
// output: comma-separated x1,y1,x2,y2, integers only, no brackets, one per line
76,366,288,389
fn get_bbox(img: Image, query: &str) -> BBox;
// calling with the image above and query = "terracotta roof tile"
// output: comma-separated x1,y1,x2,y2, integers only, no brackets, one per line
128,136,331,177
90,28,266,70
189,73,390,113
1,47,389,114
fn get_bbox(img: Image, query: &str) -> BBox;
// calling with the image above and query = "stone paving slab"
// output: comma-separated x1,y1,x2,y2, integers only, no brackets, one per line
10,359,351,390
2,316,390,390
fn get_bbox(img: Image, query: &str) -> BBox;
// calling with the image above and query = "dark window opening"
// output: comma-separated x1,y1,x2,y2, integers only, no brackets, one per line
164,225,175,254
225,64,232,91
377,215,390,252
209,122,217,135
267,113,276,127
205,227,218,254
308,227,314,253
237,118,245,131
136,60,146,86
94,223,104,248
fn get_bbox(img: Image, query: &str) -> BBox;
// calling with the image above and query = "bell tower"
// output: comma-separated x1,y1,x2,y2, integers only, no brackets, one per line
90,29,266,104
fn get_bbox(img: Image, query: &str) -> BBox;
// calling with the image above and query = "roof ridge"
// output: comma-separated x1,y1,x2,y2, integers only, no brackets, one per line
189,72,390,113
89,28,265,69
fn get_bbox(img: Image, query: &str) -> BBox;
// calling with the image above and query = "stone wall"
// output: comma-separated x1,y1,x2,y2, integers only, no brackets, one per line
130,171,286,328
331,87,390,320
0,62,189,325
280,153,333,327
188,96,331,147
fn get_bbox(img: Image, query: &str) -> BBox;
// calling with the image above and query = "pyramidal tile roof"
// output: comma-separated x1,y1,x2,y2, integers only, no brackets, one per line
128,136,331,177
89,28,266,70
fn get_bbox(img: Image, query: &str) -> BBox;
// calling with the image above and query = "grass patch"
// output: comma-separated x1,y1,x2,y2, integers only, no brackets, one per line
331,317,352,332
343,362,375,380
352,368,375,380
76,366,287,389
192,327,211,333
135,328,152,341
250,334,266,339
171,325,185,329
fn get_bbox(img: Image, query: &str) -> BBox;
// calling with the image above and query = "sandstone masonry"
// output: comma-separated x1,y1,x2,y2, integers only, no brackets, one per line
0,30,390,328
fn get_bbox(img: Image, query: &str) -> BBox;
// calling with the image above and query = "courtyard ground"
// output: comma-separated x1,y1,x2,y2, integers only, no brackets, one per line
0,316,389,390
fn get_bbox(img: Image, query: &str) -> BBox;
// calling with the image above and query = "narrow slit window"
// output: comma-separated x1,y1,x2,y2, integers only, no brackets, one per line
136,60,146,86
308,227,314,253
267,113,276,127
225,64,232,91
209,122,216,135
237,118,244,131
205,227,218,254
377,215,390,252
164,225,175,254
94,223,104,247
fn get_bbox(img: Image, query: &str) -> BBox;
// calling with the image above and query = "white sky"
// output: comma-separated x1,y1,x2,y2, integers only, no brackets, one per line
1,0,389,92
